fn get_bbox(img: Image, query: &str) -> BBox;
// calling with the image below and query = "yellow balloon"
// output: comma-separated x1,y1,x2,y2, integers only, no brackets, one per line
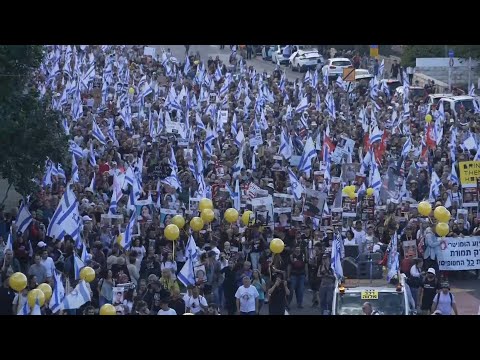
164,224,180,241
100,304,116,315
80,266,96,283
190,217,204,232
418,201,432,217
37,283,52,302
224,208,239,223
348,192,356,200
434,206,451,223
366,188,374,196
436,222,449,237
171,215,186,229
129,87,135,95
425,114,432,123
27,289,45,308
242,210,253,226
9,272,27,292
201,209,215,224
270,238,285,254
198,198,214,212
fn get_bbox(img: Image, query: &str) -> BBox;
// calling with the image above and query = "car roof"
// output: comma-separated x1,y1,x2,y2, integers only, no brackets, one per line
430,93,453,98
297,49,319,55
329,58,351,62
441,95,475,101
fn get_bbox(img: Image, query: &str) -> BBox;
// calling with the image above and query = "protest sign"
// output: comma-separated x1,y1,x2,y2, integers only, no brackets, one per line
251,196,274,226
459,161,480,185
303,189,326,219
438,237,480,270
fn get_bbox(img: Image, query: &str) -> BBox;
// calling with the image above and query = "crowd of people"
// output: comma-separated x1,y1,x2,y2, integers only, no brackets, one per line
0,44,479,316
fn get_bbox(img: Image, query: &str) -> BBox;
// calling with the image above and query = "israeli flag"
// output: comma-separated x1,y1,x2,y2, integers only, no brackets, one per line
18,300,30,316
295,96,308,114
235,125,245,148
469,83,475,97
312,70,318,89
47,184,82,242
449,162,459,185
298,137,316,175
119,211,137,250
279,129,293,160
304,70,312,85
63,280,91,310
323,68,329,87
232,145,245,178
429,171,442,202
31,298,42,315
401,137,412,157
378,59,385,78
178,234,198,287
50,270,65,313
88,142,96,167
108,188,118,215
369,126,383,145
184,55,191,75
288,167,304,201
16,201,33,234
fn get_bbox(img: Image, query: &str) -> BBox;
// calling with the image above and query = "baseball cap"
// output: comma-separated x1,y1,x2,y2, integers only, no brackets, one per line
37,241,47,248
82,215,93,222
427,268,436,275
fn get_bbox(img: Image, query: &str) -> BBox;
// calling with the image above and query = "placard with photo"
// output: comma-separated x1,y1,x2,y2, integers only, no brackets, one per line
303,189,326,219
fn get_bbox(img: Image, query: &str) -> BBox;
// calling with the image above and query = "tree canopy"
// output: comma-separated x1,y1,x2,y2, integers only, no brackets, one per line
0,45,68,196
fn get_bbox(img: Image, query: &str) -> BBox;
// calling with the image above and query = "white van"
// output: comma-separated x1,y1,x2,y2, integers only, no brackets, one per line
437,95,480,119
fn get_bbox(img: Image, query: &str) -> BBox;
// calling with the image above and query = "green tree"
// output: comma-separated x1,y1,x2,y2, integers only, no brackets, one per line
0,45,68,197
401,45,444,67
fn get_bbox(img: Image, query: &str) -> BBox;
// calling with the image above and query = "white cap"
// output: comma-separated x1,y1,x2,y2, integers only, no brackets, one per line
37,241,47,248
427,268,436,275
82,215,93,222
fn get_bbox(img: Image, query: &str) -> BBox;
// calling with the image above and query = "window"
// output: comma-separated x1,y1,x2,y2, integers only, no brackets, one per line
335,292,406,315
332,60,352,67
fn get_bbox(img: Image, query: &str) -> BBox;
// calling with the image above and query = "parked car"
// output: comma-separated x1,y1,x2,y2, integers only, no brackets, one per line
380,79,402,95
426,93,453,107
289,49,324,72
321,58,353,78
271,45,318,66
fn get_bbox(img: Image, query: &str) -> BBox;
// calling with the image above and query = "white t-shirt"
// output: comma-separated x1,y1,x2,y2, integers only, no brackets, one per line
12,294,28,315
157,308,177,315
185,295,208,314
235,285,259,313
344,238,356,246
433,292,455,315
40,257,56,278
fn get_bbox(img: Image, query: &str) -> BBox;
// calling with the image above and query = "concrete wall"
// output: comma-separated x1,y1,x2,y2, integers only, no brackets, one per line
0,178,22,213
415,57,480,88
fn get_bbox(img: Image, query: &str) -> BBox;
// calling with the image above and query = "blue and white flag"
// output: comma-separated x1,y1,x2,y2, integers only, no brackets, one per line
288,167,304,201
50,270,65,313
178,234,198,287
323,68,329,87
184,55,191,75
4,230,12,254
298,137,316,176
235,126,245,148
469,83,475,97
46,185,81,243
119,211,137,250
429,171,442,202
295,96,308,114
279,129,293,160
57,163,66,179
88,142,96,167
401,137,412,157
449,162,459,185
16,201,33,234
63,280,91,310
304,70,312,85
18,300,30,316
92,118,107,145
232,146,245,179
69,140,84,159
108,187,118,215
195,112,206,131
369,126,383,145
42,161,53,188
31,298,42,315
378,59,385,78
331,233,344,279
312,70,318,89
73,252,85,280
325,91,336,119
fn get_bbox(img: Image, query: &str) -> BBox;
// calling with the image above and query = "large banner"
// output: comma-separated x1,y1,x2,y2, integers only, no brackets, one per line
459,161,480,185
438,236,480,270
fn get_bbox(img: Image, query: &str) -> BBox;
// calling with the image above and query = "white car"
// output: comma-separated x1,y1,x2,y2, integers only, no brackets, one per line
271,45,317,66
289,50,324,72
321,58,353,78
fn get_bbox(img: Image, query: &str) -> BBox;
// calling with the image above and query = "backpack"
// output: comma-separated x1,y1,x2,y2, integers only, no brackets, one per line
433,292,453,312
